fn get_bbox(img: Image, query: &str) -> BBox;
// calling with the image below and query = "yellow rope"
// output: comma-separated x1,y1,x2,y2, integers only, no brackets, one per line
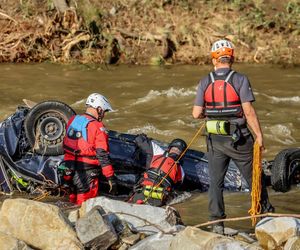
248,141,262,226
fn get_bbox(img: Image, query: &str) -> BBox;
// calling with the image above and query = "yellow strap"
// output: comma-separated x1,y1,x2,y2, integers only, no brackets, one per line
248,141,262,226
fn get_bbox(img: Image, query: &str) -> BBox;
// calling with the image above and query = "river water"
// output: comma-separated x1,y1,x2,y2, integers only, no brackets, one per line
0,63,299,231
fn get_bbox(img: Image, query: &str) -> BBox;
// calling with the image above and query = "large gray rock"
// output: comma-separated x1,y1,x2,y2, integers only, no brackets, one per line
129,232,174,250
169,226,252,250
0,198,82,250
0,231,32,250
255,217,300,250
76,207,118,249
80,197,181,234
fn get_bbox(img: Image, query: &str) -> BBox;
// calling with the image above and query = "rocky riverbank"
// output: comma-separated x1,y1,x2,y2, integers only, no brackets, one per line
0,0,299,66
0,197,300,249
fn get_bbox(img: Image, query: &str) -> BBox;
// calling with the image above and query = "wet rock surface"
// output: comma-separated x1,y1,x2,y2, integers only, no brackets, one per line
0,198,299,250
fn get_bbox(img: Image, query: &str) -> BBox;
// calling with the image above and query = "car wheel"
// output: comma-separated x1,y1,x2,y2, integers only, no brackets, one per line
271,148,300,192
24,101,76,156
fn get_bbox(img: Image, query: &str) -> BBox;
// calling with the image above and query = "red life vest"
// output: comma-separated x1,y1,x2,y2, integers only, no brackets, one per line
204,70,243,118
63,114,99,165
142,155,183,191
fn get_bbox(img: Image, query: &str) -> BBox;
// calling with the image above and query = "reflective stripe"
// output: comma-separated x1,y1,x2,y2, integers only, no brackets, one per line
209,72,215,82
225,70,235,82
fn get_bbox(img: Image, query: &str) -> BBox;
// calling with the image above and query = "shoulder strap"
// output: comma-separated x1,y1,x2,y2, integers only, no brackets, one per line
209,72,216,107
223,70,236,107
225,70,235,83
68,115,94,141
151,155,167,172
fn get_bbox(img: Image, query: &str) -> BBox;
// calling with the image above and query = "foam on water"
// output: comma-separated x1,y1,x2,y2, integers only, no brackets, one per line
133,87,196,105
127,123,172,136
261,93,300,104
267,124,296,145
70,99,85,108
170,119,199,128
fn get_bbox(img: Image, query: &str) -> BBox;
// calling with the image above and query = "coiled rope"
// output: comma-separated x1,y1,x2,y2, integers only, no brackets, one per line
248,141,262,226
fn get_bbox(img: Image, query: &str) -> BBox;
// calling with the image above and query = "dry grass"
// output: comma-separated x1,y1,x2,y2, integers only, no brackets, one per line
0,0,299,65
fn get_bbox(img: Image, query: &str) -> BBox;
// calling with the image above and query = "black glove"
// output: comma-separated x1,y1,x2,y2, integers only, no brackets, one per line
108,176,118,195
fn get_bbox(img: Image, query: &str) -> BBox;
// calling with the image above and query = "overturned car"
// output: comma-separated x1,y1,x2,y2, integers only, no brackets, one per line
0,101,299,197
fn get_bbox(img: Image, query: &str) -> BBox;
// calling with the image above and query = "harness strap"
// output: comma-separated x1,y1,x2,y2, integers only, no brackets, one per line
146,169,174,188
64,145,97,159
224,70,235,83
150,154,168,175
206,101,241,106
224,70,235,107
209,72,215,107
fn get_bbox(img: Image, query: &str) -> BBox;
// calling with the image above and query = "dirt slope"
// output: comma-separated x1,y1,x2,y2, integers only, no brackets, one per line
0,0,299,65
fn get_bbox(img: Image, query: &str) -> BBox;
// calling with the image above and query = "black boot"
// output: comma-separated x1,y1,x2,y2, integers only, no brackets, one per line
261,203,275,213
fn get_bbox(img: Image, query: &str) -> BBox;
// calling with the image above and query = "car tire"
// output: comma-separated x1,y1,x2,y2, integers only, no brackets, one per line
271,148,300,192
24,101,76,156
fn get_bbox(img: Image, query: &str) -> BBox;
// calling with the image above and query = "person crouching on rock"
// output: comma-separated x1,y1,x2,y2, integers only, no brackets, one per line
62,93,117,205
128,134,187,207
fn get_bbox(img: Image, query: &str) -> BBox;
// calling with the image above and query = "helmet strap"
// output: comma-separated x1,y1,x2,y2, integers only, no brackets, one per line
97,108,105,121
168,152,180,161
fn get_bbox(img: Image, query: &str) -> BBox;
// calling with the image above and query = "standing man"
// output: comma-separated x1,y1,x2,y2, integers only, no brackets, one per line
192,39,274,234
128,134,187,207
63,93,117,205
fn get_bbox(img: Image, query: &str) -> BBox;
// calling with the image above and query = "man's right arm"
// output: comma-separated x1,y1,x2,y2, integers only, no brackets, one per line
242,102,264,149
192,105,205,119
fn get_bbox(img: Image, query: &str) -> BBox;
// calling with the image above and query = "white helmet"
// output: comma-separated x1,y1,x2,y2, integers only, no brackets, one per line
86,93,113,112
211,39,234,59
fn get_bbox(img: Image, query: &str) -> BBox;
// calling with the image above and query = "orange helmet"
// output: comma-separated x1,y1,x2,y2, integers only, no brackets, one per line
211,39,234,59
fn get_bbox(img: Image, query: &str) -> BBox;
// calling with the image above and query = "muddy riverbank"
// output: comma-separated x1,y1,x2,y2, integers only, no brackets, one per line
0,0,299,65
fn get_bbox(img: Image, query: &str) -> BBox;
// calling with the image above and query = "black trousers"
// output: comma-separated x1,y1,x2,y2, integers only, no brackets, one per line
207,134,272,220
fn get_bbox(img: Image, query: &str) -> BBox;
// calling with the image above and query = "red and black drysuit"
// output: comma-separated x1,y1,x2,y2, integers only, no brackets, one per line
63,113,114,205
195,68,273,222
128,134,184,207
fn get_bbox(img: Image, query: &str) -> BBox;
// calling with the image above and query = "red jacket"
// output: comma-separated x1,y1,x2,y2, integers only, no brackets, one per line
142,154,184,190
63,114,114,178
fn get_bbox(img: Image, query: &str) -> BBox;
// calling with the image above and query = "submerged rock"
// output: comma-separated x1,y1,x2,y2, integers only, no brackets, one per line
0,198,82,250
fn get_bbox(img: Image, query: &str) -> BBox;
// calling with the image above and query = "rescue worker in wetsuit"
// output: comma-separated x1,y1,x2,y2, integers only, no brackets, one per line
62,93,117,205
128,134,187,207
192,39,274,234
